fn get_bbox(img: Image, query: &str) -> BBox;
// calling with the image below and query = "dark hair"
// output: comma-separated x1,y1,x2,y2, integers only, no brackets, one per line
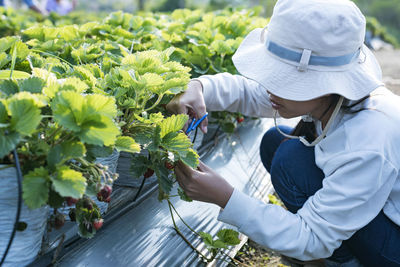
291,94,370,142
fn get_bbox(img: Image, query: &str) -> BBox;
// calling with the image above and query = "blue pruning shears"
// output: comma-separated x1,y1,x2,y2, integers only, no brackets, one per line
185,113,208,134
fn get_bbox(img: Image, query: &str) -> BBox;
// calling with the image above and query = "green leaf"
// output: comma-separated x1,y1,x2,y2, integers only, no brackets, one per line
159,114,188,138
18,77,45,94
78,115,119,146
22,167,49,209
216,229,240,246
6,92,42,136
162,132,198,168
199,232,214,247
178,187,192,202
48,188,66,209
47,141,86,169
0,130,20,158
0,52,10,69
0,70,30,80
155,162,173,194
52,90,85,132
11,41,30,60
86,145,113,159
130,155,149,178
52,91,120,146
86,94,117,118
0,101,7,123
0,80,18,95
115,136,141,153
213,240,228,249
59,77,89,94
51,166,86,199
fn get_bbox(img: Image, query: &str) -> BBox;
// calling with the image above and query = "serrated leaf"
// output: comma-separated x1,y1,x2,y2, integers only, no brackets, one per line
22,167,49,209
178,187,192,202
18,77,45,94
199,232,214,247
51,166,86,199
52,91,85,132
216,229,240,246
47,141,86,169
0,80,18,95
179,149,199,169
52,91,120,146
78,115,119,146
147,125,161,151
0,130,20,158
159,114,188,138
59,77,89,94
11,41,30,60
115,136,140,153
6,92,42,136
86,94,117,118
155,162,173,194
162,132,198,168
130,155,149,178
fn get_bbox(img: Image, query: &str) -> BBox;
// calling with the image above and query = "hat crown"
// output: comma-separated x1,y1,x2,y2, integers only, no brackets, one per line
268,0,366,57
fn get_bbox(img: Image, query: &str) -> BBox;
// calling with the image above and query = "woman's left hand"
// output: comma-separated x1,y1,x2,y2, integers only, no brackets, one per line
174,161,234,209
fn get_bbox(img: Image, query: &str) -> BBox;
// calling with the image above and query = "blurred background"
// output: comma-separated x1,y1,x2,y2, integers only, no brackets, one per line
4,0,400,45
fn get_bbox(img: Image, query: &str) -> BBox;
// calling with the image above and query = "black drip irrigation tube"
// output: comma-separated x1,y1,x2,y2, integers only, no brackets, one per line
0,150,23,266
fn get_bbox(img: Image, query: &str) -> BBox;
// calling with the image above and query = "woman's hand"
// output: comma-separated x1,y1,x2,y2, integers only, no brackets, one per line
166,80,208,133
174,160,234,208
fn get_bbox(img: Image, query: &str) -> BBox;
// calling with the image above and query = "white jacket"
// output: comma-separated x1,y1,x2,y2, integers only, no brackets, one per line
197,72,400,260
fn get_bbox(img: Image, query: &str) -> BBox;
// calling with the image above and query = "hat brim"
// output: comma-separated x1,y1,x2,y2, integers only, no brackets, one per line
232,28,384,101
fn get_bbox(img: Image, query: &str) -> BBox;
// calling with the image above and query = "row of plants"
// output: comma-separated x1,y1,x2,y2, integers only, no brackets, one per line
0,7,267,265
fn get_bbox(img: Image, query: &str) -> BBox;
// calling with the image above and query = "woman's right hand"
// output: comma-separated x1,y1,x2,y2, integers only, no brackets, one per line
166,80,208,133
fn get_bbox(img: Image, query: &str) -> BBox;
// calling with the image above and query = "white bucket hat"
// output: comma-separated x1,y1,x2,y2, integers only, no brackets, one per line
232,0,384,101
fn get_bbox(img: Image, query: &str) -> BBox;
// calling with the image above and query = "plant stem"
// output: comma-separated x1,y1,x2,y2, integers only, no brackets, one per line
167,200,211,262
168,199,200,237
144,94,164,112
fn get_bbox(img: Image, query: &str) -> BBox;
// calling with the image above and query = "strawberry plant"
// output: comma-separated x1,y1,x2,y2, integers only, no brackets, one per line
0,39,140,238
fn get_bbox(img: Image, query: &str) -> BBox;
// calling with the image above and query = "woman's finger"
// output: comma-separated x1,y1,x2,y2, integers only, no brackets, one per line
197,160,213,173
176,161,196,177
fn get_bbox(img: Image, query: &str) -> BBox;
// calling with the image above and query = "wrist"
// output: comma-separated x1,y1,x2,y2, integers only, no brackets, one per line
217,185,234,209
189,79,204,94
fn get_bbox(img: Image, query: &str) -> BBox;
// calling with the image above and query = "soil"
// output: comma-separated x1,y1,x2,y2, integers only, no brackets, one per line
233,49,400,267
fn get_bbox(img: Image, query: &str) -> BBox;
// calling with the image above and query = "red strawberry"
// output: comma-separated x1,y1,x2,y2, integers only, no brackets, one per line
93,219,104,230
66,197,78,206
143,168,154,178
236,117,244,123
164,161,174,170
97,185,112,202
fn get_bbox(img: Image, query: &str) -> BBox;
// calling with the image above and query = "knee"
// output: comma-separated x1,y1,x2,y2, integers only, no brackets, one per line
259,126,292,172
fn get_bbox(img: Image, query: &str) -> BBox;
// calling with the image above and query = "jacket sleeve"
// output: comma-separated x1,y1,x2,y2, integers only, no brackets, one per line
218,151,398,260
196,73,274,118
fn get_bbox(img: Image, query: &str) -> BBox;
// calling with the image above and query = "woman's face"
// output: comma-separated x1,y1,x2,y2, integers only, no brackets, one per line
268,91,331,120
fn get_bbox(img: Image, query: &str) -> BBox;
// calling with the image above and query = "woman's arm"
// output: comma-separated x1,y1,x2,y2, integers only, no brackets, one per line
198,72,274,118
175,151,397,260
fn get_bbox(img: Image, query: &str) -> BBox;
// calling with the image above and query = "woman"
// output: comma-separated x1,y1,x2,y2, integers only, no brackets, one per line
168,0,400,266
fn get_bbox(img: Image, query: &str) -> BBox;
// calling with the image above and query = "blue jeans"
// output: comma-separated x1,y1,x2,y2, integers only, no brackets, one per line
260,126,400,266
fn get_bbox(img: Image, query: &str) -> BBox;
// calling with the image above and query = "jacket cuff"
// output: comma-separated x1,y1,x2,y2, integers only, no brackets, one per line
193,76,214,109
217,188,259,229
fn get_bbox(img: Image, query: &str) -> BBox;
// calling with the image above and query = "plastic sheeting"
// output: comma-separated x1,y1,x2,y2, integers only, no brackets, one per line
31,118,286,267
0,166,49,267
